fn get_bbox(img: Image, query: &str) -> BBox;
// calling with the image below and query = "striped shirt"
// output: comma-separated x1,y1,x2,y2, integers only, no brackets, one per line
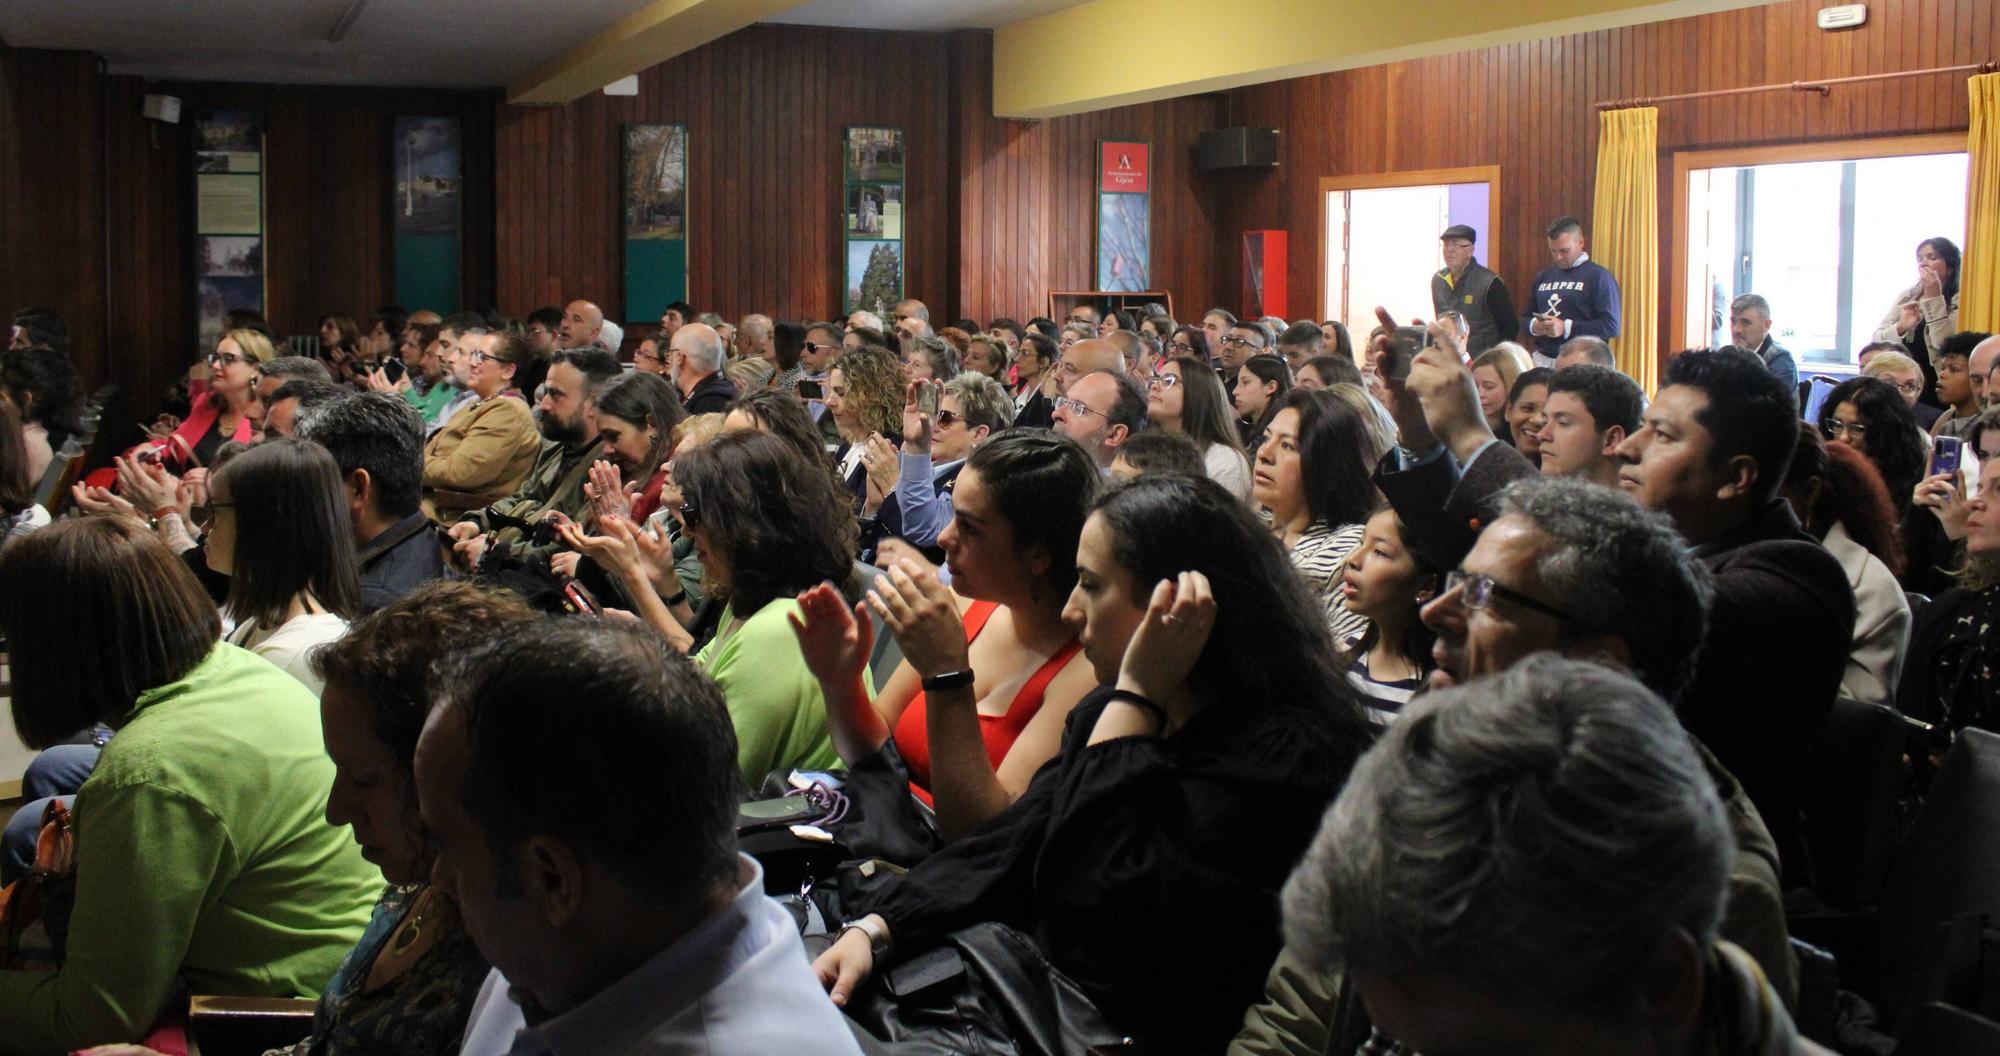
1289,520,1370,644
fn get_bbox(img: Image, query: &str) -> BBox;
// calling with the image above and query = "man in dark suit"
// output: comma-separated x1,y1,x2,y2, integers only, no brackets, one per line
1729,294,1798,398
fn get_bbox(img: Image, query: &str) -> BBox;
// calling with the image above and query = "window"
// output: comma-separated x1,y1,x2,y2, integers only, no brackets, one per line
1320,168,1500,334
1676,137,1966,367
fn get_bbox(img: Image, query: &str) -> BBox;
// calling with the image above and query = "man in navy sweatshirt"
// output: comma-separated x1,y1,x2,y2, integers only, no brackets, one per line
1524,216,1622,364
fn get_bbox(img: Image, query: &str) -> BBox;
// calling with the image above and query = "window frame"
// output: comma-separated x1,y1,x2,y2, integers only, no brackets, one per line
1317,165,1502,325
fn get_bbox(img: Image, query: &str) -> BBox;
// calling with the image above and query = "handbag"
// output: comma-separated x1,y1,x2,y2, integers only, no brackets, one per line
0,798,78,970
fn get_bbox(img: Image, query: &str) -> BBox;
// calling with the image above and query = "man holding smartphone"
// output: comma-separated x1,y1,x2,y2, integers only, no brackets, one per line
1523,216,1622,366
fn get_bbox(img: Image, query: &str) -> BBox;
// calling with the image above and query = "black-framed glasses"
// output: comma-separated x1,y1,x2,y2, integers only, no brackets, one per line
191,501,233,531
1444,570,1583,623
1170,341,1197,353
636,346,666,363
1822,419,1869,441
470,350,513,366
1221,336,1258,349
208,351,245,366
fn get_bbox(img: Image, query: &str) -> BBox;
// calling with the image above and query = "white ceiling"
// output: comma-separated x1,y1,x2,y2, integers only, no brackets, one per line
2,0,1091,89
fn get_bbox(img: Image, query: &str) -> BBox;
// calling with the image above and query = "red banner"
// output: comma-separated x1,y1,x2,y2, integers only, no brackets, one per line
1100,142,1148,193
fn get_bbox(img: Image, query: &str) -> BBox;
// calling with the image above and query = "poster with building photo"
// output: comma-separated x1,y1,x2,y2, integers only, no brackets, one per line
844,127,905,312
623,123,689,323
393,116,462,313
193,111,265,350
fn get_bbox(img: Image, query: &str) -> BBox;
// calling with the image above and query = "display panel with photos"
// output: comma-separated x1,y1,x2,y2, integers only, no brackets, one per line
193,110,265,350
393,116,463,314
624,123,689,323
844,126,905,312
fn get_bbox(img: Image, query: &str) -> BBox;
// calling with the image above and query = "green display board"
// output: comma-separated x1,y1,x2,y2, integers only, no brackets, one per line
623,123,689,322
844,126,905,315
393,116,462,314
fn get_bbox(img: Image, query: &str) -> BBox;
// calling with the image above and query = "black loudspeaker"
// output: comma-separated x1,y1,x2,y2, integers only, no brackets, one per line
1197,127,1280,171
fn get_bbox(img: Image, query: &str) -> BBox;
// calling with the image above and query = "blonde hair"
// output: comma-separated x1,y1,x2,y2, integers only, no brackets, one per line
1863,350,1922,378
222,328,278,366
1471,343,1532,392
1325,382,1396,462
725,357,773,391
672,413,726,451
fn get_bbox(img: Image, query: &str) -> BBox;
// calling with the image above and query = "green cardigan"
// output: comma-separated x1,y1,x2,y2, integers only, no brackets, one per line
695,598,843,789
0,643,383,1054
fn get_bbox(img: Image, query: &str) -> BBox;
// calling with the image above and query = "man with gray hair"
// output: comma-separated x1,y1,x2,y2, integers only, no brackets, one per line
297,392,444,612
1551,334,1616,371
1270,655,1829,1056
672,322,738,414
738,313,775,370
1730,293,1797,395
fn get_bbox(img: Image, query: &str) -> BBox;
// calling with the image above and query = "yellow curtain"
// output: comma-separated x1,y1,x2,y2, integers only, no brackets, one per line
1591,107,1659,393
1961,73,2000,332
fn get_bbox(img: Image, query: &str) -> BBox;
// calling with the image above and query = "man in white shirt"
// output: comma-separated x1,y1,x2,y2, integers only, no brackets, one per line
420,619,861,1056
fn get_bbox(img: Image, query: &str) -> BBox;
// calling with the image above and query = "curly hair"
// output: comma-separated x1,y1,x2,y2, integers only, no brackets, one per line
1818,375,1926,513
830,344,904,438
674,430,857,612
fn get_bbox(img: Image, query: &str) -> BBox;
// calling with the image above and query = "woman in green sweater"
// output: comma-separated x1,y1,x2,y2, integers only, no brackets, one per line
0,519,381,1055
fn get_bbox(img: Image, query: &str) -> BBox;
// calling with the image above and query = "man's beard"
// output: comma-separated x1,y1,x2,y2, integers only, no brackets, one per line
536,410,585,445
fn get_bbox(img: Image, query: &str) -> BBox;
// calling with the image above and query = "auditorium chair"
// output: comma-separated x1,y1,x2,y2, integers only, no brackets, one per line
1891,1002,2000,1054
1800,698,1907,910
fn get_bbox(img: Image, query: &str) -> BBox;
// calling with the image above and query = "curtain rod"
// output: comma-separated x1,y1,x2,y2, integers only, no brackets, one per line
1596,61,1996,111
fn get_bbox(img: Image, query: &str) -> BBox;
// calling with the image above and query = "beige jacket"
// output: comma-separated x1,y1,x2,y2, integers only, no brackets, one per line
421,395,540,523
1872,283,1958,362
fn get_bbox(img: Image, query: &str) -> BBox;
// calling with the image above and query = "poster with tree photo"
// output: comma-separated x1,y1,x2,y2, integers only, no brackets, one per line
843,127,904,312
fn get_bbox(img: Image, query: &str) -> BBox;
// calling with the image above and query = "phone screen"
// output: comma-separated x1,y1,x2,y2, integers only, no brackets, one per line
798,380,824,400
382,358,407,383
916,380,940,418
1930,436,1964,478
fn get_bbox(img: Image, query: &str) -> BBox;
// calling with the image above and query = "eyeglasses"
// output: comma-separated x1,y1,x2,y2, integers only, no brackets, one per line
636,347,666,363
934,409,961,427
1822,419,1869,441
1053,396,1105,419
1059,338,1078,350
470,350,514,366
208,351,245,367
1146,374,1182,391
1444,570,1583,624
1170,341,1197,353
1221,336,1258,349
1886,380,1923,396
191,501,234,531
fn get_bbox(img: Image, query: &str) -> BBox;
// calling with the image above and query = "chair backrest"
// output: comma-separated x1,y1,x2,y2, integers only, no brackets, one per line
1905,592,1932,624
1864,728,2000,1023
1892,1002,2000,1055
32,451,81,513
1801,698,1907,909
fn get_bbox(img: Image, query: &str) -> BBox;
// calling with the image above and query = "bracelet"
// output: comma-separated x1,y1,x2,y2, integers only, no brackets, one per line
153,507,179,522
1106,689,1169,731
920,669,975,692
838,917,892,960
664,588,688,606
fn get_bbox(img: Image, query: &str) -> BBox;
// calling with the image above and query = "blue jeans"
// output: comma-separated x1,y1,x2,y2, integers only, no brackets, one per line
3,743,103,885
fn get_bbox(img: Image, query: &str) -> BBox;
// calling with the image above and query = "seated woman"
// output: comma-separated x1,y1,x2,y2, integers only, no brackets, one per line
815,474,1372,1052
422,332,540,523
1504,366,1553,466
1336,504,1440,724
106,582,532,1056
207,437,362,695
568,431,850,787
166,329,274,469
1232,355,1290,449
584,369,684,522
1818,375,1934,591
0,519,380,1053
792,430,1101,841
1469,342,1533,444
1783,421,1911,708
1900,409,2000,734
0,400,50,548
823,345,905,512
1146,354,1252,501
1253,388,1381,642
1,344,83,484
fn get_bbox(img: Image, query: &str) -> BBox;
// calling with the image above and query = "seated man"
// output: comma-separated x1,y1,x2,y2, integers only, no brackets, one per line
421,619,863,1056
1054,336,1125,396
1053,368,1147,471
447,347,622,570
1617,348,1854,888
1274,655,1830,1056
673,323,739,414
254,355,333,403
261,378,343,441
422,331,541,523
1533,364,1643,487
425,313,490,434
300,392,447,613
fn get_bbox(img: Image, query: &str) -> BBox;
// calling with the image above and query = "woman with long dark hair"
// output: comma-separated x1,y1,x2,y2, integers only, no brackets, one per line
1253,388,1381,641
1783,421,1911,707
1336,504,1440,723
1818,375,1927,516
207,437,362,694
1146,354,1251,500
1872,236,1961,386
1232,355,1290,448
586,370,684,522
0,400,49,548
1170,325,1214,369
814,473,1371,1051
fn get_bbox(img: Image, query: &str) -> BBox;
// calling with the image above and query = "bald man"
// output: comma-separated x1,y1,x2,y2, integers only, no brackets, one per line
558,300,604,350
1970,334,2000,412
1054,337,1125,397
739,313,775,367
673,323,740,414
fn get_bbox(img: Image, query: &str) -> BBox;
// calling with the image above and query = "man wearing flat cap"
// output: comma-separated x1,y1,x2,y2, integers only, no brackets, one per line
1430,224,1518,356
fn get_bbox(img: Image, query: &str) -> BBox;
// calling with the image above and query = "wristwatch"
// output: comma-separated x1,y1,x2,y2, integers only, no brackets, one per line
920,669,975,692
838,916,892,960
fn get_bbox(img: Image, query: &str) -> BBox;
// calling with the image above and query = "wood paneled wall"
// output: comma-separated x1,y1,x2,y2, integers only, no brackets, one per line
494,25,953,326
1218,0,1993,345
1,50,108,387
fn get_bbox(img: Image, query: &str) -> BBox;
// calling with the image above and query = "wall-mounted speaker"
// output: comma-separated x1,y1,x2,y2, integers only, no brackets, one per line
1198,127,1279,171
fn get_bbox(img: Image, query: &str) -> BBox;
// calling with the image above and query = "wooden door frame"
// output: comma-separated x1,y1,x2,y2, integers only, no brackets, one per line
1667,132,1966,353
1316,165,1502,323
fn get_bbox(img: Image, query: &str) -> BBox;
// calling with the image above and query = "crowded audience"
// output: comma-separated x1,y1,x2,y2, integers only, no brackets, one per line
2,210,1990,1056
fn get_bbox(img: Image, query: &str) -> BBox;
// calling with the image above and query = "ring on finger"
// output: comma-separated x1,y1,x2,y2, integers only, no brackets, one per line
1161,613,1179,625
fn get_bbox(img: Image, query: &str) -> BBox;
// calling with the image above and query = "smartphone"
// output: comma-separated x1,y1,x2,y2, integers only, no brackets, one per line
1379,326,1425,383
1801,376,1839,426
561,579,602,617
915,379,940,418
381,358,407,384
798,379,824,400
1931,435,1964,478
